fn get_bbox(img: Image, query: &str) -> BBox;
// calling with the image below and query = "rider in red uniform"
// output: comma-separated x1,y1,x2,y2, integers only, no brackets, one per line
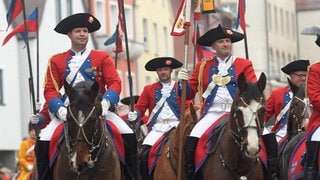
263,59,309,178
31,13,137,180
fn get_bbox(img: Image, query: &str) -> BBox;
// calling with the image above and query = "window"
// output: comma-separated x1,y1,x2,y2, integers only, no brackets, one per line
163,26,168,55
56,0,73,22
95,0,106,34
153,23,158,55
143,18,149,50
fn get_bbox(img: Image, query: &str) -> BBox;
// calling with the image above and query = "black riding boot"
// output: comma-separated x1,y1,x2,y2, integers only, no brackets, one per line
139,145,152,180
35,139,53,180
303,141,320,180
184,136,199,180
262,133,279,179
122,134,138,180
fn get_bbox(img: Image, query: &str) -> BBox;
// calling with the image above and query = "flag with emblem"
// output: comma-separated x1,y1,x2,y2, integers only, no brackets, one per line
171,0,186,36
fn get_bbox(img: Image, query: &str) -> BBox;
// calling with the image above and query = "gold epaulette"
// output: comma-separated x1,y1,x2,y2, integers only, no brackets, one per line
198,60,207,104
44,54,61,93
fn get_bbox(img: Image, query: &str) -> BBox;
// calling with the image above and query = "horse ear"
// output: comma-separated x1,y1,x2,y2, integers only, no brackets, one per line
288,77,299,95
64,80,72,97
91,81,100,97
237,72,247,92
257,72,267,92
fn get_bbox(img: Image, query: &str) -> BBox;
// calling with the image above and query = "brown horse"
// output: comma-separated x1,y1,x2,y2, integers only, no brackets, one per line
152,104,201,180
195,72,266,179
52,80,121,180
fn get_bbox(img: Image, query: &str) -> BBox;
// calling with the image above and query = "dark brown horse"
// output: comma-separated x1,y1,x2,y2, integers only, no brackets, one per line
196,72,266,179
286,81,308,142
279,82,311,180
152,104,201,180
52,81,121,180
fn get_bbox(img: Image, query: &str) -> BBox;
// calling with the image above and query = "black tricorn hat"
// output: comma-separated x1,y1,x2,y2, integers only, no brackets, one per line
281,60,310,75
54,13,101,34
197,24,244,46
120,95,140,105
145,57,183,71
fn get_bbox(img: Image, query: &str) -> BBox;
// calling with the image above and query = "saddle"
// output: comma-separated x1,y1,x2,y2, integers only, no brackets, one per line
148,127,176,174
195,114,229,172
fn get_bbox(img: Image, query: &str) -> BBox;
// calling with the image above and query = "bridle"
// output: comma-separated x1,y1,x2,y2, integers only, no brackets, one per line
289,96,309,132
219,96,264,180
231,96,264,154
64,105,108,173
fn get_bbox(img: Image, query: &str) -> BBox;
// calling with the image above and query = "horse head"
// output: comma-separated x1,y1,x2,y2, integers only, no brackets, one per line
64,80,104,173
230,72,266,158
287,79,309,139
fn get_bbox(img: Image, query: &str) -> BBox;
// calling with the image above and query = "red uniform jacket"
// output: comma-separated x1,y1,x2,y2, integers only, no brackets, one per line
186,57,257,115
307,62,320,136
134,81,191,128
39,49,121,128
264,86,291,132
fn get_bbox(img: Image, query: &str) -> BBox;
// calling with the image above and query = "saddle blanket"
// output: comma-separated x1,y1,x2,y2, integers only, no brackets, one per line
195,113,229,172
147,128,175,175
49,120,125,167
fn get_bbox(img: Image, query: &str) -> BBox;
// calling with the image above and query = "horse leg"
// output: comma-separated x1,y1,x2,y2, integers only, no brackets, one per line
304,141,320,179
184,136,199,180
35,139,53,180
122,134,138,180
139,145,152,180
262,133,279,179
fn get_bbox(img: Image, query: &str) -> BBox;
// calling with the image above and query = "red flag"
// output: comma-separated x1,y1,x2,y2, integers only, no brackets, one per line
6,0,23,30
171,0,186,36
192,24,215,61
236,0,246,35
2,8,38,46
116,0,124,53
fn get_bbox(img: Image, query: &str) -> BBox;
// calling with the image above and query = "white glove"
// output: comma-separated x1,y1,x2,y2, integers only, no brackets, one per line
30,114,39,124
178,68,189,81
101,99,110,116
128,111,138,122
26,165,33,171
57,107,67,121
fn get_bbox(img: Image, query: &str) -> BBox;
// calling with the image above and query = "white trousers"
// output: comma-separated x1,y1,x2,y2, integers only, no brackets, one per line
142,121,179,146
190,111,227,138
311,126,320,141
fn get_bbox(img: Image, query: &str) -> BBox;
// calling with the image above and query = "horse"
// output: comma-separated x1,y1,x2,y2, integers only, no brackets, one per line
194,72,266,179
152,103,200,179
279,83,312,180
52,80,121,180
285,81,308,143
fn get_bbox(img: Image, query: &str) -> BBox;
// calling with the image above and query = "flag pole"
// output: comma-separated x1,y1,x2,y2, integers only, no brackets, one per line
36,7,40,105
243,35,249,59
114,24,119,68
21,0,36,114
21,0,37,137
178,1,192,179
